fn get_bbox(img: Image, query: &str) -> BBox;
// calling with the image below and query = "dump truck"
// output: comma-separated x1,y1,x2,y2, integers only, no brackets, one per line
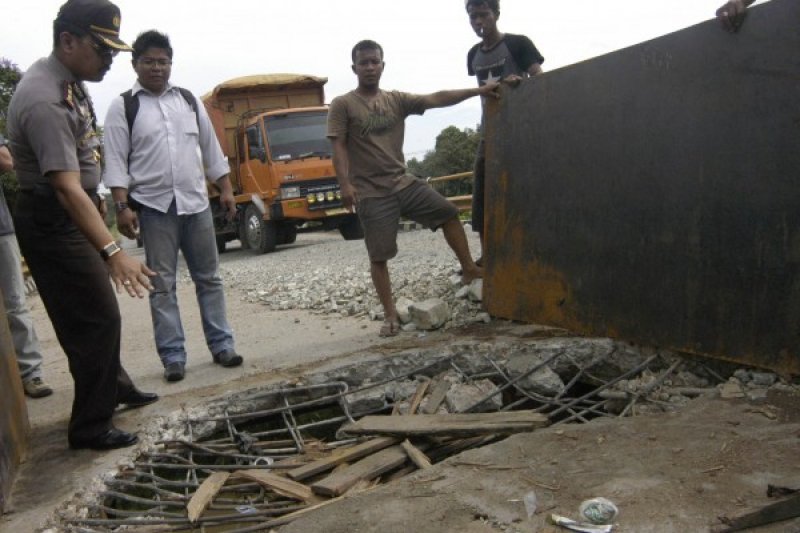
202,74,362,254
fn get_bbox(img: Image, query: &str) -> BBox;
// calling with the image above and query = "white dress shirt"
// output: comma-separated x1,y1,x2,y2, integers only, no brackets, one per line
102,81,230,215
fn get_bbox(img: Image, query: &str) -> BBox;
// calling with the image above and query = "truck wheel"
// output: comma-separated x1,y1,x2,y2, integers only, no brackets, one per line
244,204,277,254
338,214,364,241
278,223,298,245
238,216,251,249
216,234,227,254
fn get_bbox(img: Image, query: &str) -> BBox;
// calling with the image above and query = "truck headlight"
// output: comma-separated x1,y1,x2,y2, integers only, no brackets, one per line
282,186,301,200
326,191,335,202
316,192,325,202
307,193,316,204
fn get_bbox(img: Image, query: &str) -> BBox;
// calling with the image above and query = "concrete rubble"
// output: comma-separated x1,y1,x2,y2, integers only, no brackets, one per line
208,229,490,332
38,230,796,531
39,330,800,531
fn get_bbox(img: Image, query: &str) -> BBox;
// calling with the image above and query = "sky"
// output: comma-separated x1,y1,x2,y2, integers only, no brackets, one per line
1,0,744,158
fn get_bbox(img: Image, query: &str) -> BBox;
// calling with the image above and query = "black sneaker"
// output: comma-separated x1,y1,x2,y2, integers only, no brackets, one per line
164,362,185,382
213,350,243,368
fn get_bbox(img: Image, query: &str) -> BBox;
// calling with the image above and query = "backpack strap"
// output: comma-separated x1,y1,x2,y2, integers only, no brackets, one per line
121,89,139,136
177,87,200,130
121,87,200,135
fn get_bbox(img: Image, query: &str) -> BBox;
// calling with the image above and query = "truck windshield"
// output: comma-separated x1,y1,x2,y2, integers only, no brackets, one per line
264,111,331,161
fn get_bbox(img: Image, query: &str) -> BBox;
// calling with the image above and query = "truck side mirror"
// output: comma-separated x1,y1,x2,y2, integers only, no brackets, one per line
256,147,267,163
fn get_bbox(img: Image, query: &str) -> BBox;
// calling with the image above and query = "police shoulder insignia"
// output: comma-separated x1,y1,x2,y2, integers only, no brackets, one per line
62,80,75,110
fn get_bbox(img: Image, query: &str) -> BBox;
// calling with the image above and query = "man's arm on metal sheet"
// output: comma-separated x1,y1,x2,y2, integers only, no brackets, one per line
420,80,500,111
717,0,757,32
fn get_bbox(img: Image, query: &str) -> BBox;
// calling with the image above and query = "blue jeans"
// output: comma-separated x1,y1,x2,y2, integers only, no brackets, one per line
139,201,234,366
0,233,44,382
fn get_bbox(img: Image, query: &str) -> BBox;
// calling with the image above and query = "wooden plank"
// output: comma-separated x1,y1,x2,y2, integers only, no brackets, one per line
311,445,408,497
339,410,549,438
341,478,379,496
384,464,418,482
286,436,397,481
232,470,323,504
401,439,432,469
428,435,497,462
720,492,800,532
187,472,229,523
421,380,451,414
406,380,430,415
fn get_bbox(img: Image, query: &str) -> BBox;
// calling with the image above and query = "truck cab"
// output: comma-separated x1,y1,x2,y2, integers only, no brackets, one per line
203,74,362,254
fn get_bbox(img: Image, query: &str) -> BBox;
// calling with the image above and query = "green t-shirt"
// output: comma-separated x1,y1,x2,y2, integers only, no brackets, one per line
327,89,425,199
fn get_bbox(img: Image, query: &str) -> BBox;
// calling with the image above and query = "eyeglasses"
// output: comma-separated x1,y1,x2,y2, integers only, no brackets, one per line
138,58,172,67
88,36,119,59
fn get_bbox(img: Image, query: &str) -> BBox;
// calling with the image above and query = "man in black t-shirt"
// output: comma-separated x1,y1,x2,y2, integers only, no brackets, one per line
465,0,544,265
716,0,756,32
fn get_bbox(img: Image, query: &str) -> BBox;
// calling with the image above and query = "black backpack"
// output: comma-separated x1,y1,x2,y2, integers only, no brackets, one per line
121,87,200,135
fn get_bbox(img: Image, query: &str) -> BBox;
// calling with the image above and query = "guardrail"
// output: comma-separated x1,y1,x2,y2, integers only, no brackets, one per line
427,171,473,212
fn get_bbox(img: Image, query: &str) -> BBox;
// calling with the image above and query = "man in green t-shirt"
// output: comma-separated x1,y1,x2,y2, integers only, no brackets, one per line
327,39,499,338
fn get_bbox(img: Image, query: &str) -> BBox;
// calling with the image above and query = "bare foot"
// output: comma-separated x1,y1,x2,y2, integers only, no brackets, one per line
461,264,483,285
379,318,401,337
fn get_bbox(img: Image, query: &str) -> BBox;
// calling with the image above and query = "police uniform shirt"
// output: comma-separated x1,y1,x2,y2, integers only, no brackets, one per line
7,54,103,192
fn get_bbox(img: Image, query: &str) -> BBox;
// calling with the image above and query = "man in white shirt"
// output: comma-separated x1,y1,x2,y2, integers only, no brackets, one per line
103,30,241,382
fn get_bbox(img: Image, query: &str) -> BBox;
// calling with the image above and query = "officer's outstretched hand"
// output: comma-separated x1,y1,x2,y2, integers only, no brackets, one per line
107,253,156,298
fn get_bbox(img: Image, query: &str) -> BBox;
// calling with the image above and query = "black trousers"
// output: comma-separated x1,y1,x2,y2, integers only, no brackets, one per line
14,191,135,445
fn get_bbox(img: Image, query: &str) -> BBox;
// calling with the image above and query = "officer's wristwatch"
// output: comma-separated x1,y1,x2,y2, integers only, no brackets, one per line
100,241,122,261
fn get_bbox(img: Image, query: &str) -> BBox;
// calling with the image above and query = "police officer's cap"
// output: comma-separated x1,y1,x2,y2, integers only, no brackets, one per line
55,0,132,52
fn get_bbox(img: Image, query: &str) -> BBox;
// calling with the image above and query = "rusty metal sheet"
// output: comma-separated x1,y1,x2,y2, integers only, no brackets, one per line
484,0,800,374
0,295,30,513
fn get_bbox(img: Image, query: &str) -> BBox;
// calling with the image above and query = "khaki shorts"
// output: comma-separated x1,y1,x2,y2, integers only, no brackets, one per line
358,180,459,262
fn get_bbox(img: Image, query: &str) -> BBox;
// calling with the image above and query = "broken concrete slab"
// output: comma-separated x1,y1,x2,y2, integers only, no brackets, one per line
504,353,566,397
445,379,503,413
467,279,482,302
409,299,450,330
396,297,414,324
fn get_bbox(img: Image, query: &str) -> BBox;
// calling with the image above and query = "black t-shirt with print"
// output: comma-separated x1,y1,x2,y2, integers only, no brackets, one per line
467,33,544,85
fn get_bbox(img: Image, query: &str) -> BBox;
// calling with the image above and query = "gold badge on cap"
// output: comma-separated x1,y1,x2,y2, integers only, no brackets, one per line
112,15,120,29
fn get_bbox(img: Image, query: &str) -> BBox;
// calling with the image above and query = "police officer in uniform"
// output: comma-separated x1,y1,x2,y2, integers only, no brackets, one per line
7,0,159,450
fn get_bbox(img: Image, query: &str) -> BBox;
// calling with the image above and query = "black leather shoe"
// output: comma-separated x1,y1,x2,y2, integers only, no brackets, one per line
164,362,185,382
70,428,138,450
213,350,243,368
118,389,159,408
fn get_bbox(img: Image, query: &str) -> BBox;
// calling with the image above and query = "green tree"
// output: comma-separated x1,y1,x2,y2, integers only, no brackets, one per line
407,124,480,197
1,57,22,206
0,57,22,134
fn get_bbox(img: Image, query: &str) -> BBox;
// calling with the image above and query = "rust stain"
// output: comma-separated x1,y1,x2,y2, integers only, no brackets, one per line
487,169,588,333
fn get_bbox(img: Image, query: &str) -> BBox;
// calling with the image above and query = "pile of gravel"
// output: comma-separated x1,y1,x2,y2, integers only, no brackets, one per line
206,227,488,330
